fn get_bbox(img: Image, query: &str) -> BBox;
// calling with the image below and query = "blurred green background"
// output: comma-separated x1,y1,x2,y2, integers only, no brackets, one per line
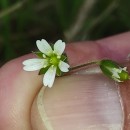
0,0,129,66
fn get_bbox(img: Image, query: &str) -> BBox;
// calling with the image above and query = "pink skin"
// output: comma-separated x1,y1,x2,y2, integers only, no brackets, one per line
0,32,130,130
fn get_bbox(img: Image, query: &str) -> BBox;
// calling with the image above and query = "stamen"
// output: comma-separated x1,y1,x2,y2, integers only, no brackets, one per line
43,54,46,58
57,55,61,59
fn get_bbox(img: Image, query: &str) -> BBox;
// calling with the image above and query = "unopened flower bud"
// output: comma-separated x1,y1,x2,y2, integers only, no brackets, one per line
99,59,130,82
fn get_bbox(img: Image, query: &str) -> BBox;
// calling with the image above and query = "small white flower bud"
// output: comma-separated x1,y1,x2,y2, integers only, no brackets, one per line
99,60,130,82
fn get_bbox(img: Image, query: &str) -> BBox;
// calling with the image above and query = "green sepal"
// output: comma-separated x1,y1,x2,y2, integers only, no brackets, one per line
118,70,129,81
100,59,118,79
61,53,68,63
61,55,67,61
100,59,129,82
56,67,62,76
38,66,50,75
33,51,43,58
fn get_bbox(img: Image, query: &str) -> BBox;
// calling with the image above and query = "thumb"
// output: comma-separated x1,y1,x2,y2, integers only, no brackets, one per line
31,69,123,130
0,54,43,130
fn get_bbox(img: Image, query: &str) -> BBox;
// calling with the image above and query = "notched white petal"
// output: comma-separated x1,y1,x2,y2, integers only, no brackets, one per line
23,64,43,71
59,61,70,72
54,40,65,55
43,66,56,87
23,59,43,65
36,39,52,56
23,58,48,71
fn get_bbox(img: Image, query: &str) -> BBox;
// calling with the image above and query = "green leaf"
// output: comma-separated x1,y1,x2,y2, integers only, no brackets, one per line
33,51,43,58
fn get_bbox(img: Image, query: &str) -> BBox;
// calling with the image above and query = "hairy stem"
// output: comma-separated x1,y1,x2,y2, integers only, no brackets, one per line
69,60,101,72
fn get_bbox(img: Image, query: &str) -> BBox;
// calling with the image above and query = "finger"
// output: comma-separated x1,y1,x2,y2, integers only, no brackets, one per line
66,31,130,65
97,31,130,61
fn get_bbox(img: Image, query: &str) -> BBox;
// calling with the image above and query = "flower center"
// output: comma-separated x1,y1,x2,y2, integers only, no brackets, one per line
49,55,59,66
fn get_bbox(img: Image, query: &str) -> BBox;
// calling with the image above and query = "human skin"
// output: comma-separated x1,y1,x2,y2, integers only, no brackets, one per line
0,32,130,130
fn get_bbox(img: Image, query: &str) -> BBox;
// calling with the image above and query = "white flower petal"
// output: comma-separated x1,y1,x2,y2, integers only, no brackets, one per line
54,40,65,55
36,39,52,56
23,63,43,71
111,68,121,79
122,67,127,71
112,72,120,79
23,58,43,65
23,58,48,71
43,66,56,88
112,76,122,82
59,61,70,72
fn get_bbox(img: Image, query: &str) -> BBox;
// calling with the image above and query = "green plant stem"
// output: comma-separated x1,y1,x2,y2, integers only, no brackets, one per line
69,60,101,71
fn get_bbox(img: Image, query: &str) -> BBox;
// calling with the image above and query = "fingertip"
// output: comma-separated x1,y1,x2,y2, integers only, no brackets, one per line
96,32,130,61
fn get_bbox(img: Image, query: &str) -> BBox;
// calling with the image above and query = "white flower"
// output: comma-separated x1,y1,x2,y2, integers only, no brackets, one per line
23,39,70,88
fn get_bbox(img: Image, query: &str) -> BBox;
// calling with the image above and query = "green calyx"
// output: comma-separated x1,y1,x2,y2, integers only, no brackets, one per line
100,60,118,77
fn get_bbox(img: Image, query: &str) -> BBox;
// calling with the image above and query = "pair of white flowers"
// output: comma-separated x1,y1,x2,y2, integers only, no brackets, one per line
23,39,70,88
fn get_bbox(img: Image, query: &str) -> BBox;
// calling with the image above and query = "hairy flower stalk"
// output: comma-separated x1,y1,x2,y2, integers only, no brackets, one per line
69,61,100,71
70,59,130,82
